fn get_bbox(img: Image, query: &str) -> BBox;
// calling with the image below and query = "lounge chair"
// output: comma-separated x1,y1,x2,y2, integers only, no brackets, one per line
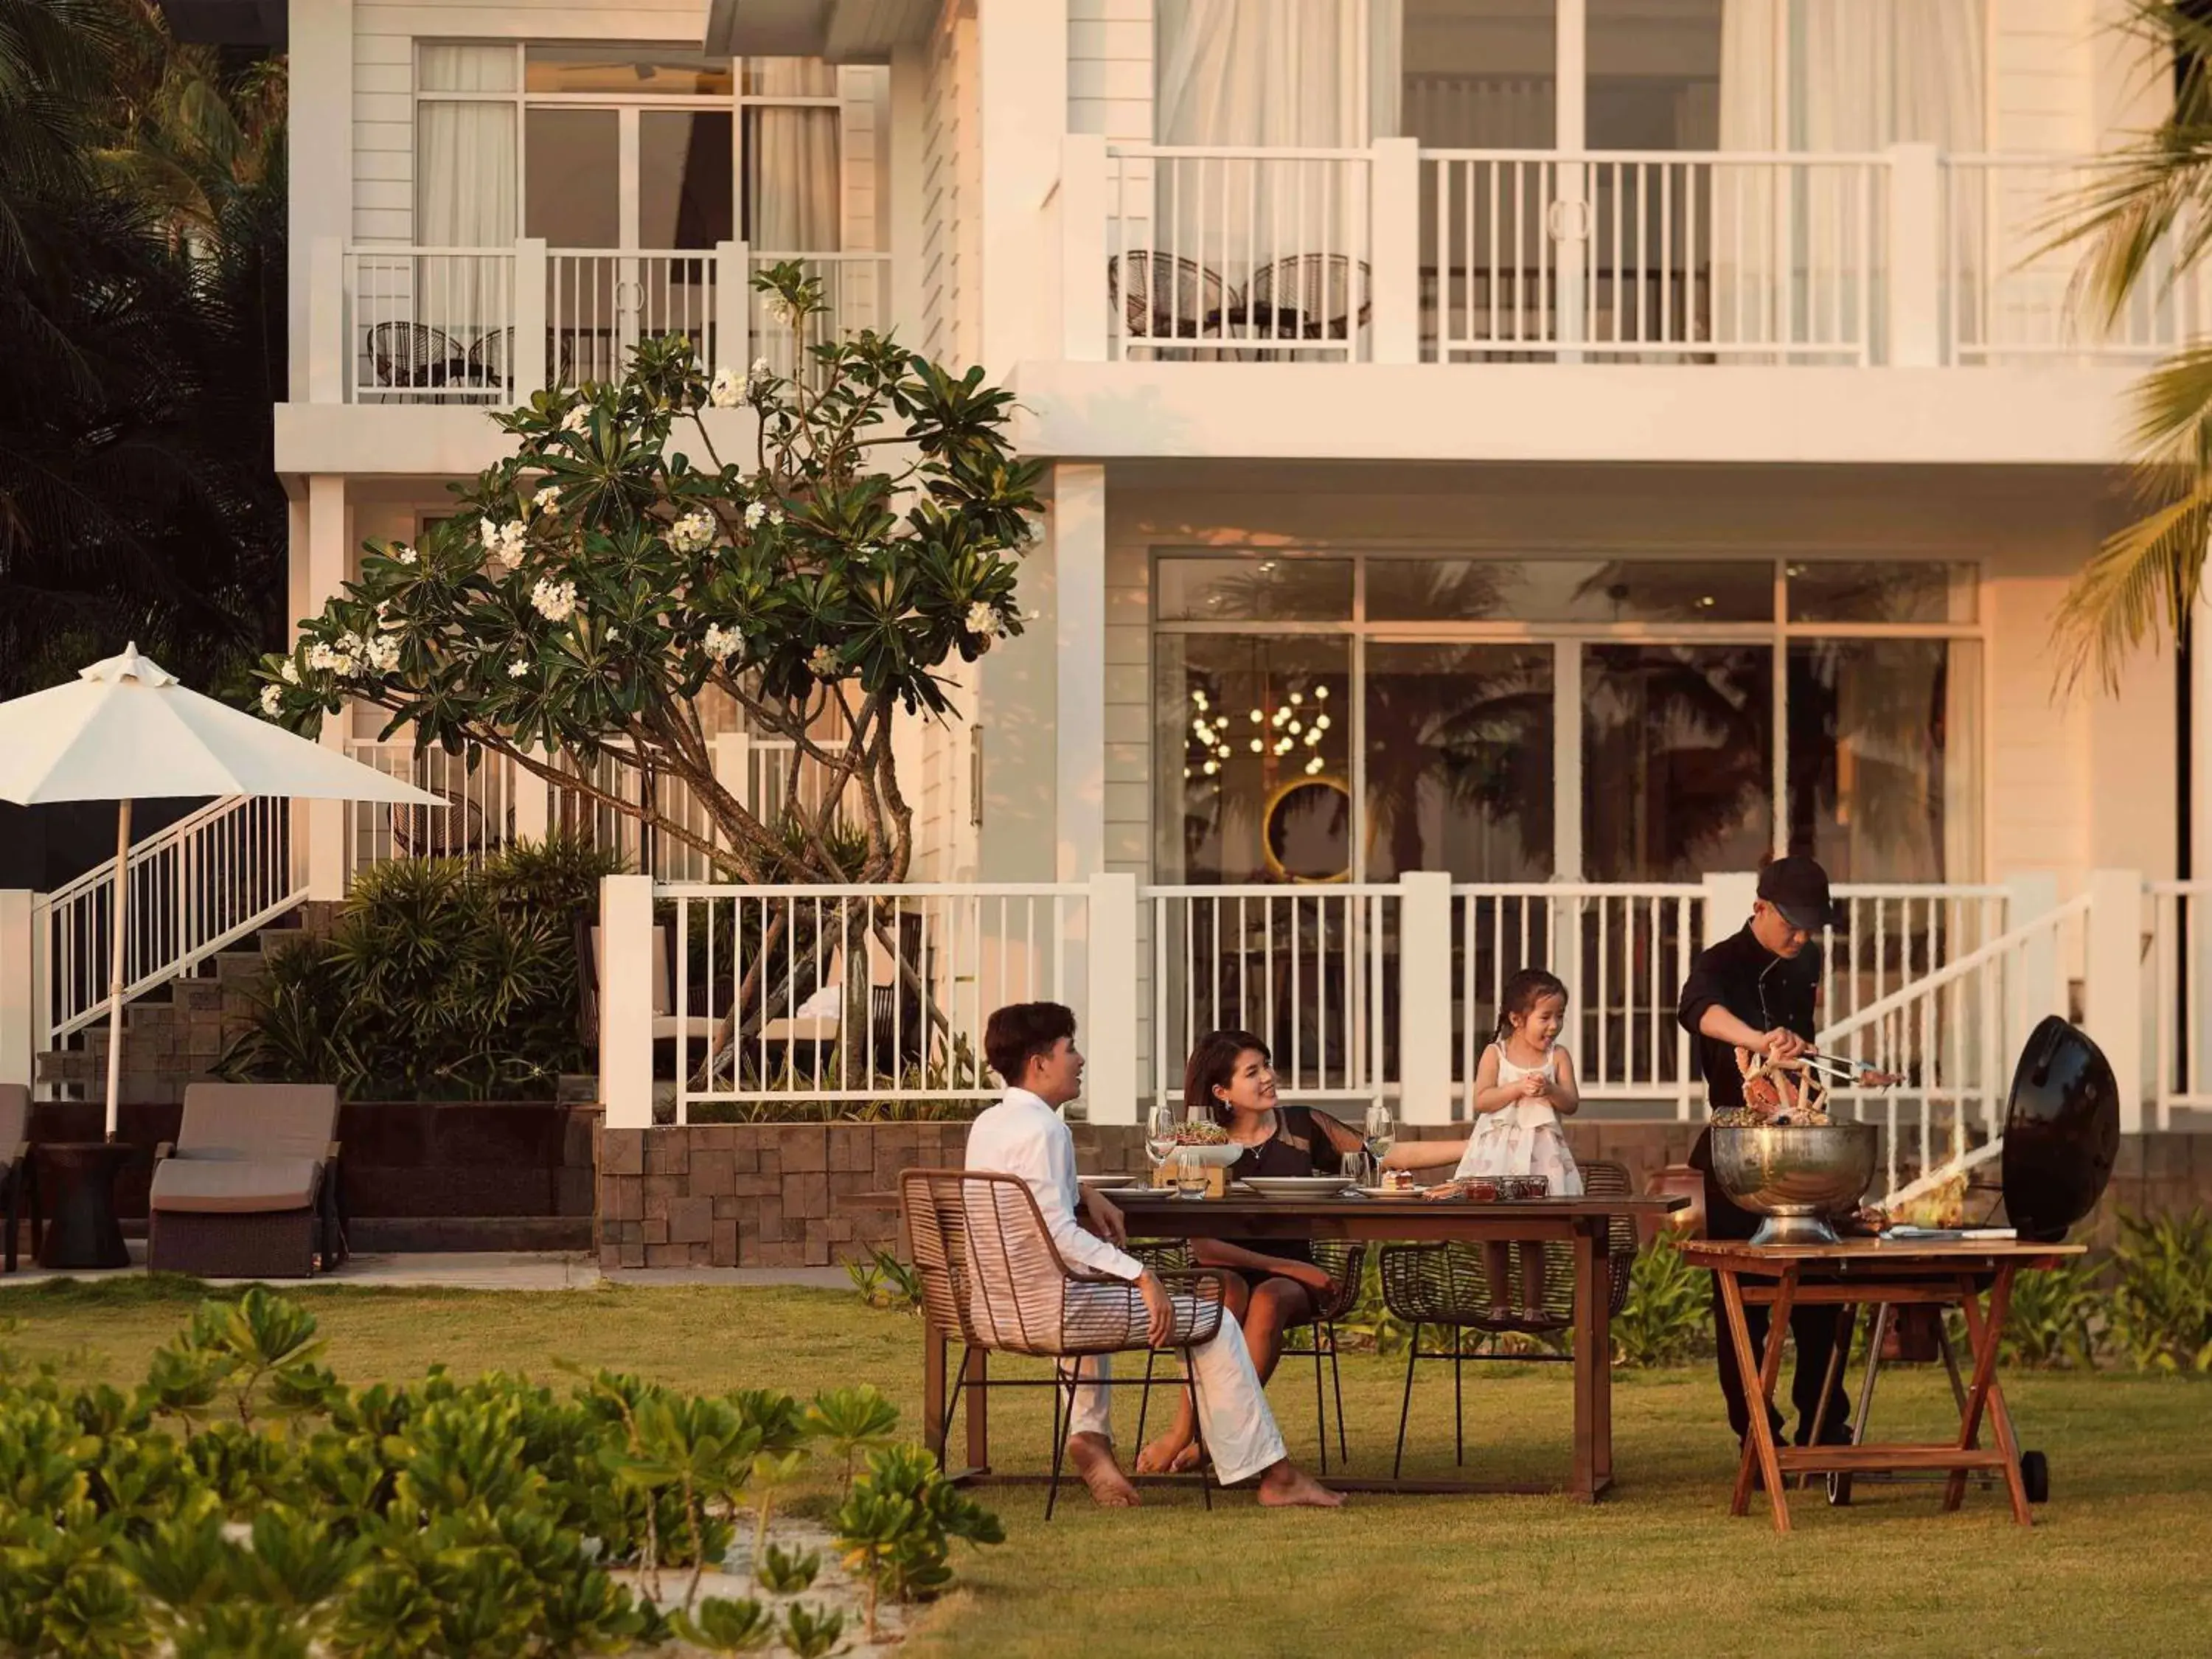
0,1084,32,1273
148,1083,346,1279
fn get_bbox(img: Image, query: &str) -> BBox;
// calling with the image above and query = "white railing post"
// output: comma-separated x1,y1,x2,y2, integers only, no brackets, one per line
512,747,549,846
1060,133,1109,362
309,237,344,403
1398,872,1455,1124
1085,872,1138,1123
0,891,32,1088
712,731,753,815
1702,872,1756,947
1885,142,1942,368
514,238,547,398
598,874,655,1130
1371,137,1420,364
2003,870,2063,1062
714,240,749,378
2084,868,2146,1133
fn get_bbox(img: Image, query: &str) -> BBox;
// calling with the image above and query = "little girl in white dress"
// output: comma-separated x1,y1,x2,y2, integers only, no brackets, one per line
1411,969,1584,1323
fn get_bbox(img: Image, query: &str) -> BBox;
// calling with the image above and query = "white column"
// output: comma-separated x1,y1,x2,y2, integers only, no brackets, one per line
713,240,748,379
1398,871,1455,1124
2002,869,2064,1020
1553,0,1587,362
1702,872,1758,947
1370,138,1420,364
599,874,655,1130
1885,142,1942,367
307,237,345,403
1054,462,1107,882
305,475,350,900
977,0,1069,372
0,891,32,1088
2084,868,2146,1133
287,0,352,402
1059,133,1109,362
515,238,548,397
1085,872,1138,1124
512,747,549,847
888,44,928,346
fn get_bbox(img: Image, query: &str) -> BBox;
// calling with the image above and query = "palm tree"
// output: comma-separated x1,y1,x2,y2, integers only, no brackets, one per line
2051,1,2212,688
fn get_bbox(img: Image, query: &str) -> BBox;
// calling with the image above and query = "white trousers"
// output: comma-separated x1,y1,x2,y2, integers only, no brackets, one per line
1060,1300,1286,1487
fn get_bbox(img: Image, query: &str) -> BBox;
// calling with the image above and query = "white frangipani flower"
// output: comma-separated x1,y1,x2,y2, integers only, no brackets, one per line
807,644,841,680
507,658,531,680
392,542,418,566
668,509,715,554
965,602,999,637
279,658,299,685
708,366,743,408
743,500,768,529
533,485,563,515
480,518,527,569
364,635,401,675
703,623,740,663
260,684,282,716
531,577,578,623
305,641,336,672
560,404,591,434
767,296,797,327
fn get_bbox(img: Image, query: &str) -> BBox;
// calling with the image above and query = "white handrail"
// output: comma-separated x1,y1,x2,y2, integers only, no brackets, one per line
36,794,302,1046
1816,894,2087,1048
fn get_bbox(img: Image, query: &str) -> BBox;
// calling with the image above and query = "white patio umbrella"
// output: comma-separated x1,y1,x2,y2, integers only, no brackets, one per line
0,646,439,1135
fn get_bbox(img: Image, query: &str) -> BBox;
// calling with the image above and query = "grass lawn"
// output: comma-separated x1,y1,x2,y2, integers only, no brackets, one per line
5,1275,2208,1658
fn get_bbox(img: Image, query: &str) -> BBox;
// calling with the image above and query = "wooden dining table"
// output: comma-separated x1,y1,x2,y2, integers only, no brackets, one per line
922,1187,1687,1500
1682,1237,2087,1533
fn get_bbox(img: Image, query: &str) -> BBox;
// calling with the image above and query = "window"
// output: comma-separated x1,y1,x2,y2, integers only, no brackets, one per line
1153,552,1984,886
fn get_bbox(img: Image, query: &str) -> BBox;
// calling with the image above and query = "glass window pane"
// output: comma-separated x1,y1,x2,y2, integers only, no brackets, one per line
1156,557,1353,622
1584,643,1773,880
1155,636,1352,883
639,111,734,248
742,107,841,250
524,47,734,96
1786,639,1979,881
524,108,619,246
1398,0,1557,147
1368,558,1770,623
743,59,838,97
421,43,516,94
1587,0,1721,149
1787,561,1977,625
1364,644,1553,880
1365,559,1519,621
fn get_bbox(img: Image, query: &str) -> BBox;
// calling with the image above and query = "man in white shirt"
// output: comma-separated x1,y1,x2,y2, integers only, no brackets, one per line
965,1001,1341,1509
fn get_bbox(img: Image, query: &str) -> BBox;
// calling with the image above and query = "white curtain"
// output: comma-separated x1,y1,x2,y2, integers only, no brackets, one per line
1714,0,1982,358
745,60,841,251
416,45,518,352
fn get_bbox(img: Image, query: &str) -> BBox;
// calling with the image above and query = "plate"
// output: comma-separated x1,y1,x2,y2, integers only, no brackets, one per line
1354,1184,1426,1201
1242,1175,1352,1199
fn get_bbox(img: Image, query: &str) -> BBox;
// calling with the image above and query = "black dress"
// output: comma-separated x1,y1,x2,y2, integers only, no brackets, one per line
1211,1106,1346,1285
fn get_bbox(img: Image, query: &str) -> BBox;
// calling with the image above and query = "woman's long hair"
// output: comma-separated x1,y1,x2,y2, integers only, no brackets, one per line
1184,1028,1269,1127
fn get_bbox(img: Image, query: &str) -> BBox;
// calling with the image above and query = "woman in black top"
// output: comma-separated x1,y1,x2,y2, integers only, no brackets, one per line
1135,1029,1364,1475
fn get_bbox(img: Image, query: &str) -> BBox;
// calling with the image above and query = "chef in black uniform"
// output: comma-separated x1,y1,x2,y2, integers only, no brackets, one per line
1676,855,1851,1448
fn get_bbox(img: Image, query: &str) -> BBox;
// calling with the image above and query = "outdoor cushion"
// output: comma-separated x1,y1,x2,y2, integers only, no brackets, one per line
176,1083,338,1163
150,1155,321,1215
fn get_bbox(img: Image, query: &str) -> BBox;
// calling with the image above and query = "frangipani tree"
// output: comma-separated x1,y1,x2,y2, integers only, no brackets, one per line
257,265,1043,888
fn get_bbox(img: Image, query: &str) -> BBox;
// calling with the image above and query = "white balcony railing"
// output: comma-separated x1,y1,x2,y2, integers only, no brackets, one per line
317,240,892,406
1057,136,2196,370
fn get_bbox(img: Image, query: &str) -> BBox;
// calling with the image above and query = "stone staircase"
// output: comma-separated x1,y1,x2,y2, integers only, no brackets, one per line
35,905,326,1104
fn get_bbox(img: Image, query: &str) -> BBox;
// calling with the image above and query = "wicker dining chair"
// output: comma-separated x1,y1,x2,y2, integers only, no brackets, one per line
392,786,491,860
365,321,468,391
1378,1160,1638,1478
901,1169,1229,1517
1128,1237,1364,1474
1239,254,1374,344
465,327,513,398
1107,251,1228,345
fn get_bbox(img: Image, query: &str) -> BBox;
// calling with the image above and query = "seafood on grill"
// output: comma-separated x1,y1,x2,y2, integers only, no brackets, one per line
1716,1046,1835,1125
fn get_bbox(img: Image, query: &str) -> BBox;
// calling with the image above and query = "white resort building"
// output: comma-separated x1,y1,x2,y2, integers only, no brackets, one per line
10,0,2212,1178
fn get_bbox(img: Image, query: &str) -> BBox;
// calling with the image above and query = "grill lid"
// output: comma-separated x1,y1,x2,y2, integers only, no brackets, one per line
2000,1016,2120,1243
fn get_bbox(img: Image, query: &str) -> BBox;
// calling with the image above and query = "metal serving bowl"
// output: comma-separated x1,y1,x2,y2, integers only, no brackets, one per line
1708,1121,1879,1246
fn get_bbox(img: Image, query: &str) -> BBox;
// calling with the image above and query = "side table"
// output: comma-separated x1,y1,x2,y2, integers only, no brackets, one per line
35,1141,131,1270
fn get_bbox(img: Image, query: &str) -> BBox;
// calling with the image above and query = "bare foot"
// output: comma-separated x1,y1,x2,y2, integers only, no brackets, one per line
1256,1460,1345,1508
1134,1431,1198,1475
1067,1432,1140,1508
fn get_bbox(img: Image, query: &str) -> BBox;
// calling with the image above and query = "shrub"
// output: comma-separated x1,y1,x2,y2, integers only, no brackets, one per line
831,1442,1004,1642
0,1289,1002,1657
2106,1209,2212,1373
1613,1234,1712,1368
219,835,622,1099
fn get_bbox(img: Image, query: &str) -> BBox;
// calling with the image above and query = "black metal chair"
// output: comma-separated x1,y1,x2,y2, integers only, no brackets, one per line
392,787,492,860
902,1169,1228,1518
1379,1159,1637,1478
365,321,469,392
1107,251,1227,349
466,327,514,398
1234,253,1373,347
1129,1236,1363,1474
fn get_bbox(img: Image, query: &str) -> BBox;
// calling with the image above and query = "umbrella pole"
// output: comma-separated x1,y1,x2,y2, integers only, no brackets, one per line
104,799,132,1140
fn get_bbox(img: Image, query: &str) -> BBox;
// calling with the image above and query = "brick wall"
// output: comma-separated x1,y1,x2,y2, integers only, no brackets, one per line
596,1119,2212,1272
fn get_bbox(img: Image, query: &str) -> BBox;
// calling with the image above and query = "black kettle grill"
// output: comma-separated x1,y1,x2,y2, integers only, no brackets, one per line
1826,1017,2121,1508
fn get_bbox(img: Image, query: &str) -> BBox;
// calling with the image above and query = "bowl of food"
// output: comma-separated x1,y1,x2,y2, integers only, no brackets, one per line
1708,1121,1879,1245
1164,1118,1243,1169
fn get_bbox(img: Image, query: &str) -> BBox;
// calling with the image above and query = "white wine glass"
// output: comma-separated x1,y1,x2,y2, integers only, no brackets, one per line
1364,1099,1397,1173
1145,1104,1178,1188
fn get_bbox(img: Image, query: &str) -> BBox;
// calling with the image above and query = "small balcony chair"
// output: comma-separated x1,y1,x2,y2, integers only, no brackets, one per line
0,1084,35,1274
1234,254,1373,352
1107,251,1228,354
364,321,469,394
148,1084,347,1279
1127,1236,1364,1475
1378,1159,1636,1478
900,1168,1229,1518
